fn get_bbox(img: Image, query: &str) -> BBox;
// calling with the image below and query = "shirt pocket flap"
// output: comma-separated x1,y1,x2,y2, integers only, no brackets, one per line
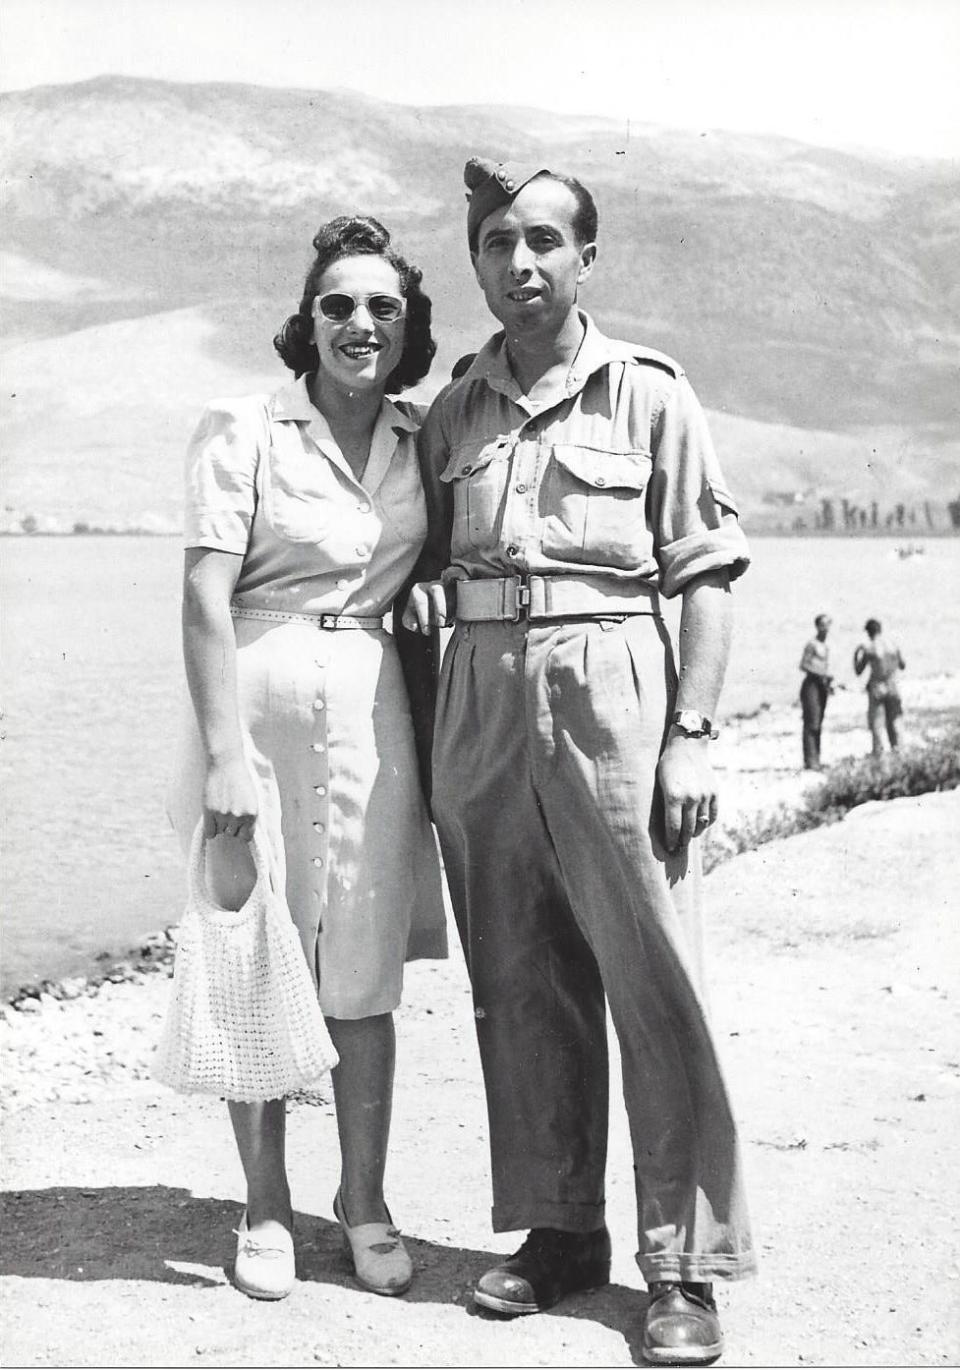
551,445,652,492
708,478,739,516
440,437,512,483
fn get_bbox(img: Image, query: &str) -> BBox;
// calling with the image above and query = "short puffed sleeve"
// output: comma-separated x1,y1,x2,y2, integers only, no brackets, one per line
183,396,269,553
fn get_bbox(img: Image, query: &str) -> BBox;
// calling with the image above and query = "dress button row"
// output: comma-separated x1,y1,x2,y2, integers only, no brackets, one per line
314,785,327,797
313,699,325,711
313,822,325,834
313,856,324,868
311,742,325,753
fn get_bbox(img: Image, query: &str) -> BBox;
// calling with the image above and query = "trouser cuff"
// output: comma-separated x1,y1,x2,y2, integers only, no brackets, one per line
637,1250,759,1284
492,1199,606,1235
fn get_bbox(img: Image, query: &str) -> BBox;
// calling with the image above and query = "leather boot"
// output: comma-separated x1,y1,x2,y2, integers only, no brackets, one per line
474,1226,611,1314
641,1281,724,1365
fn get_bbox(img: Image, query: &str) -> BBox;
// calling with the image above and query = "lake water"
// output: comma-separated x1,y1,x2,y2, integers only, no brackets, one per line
2,534,959,995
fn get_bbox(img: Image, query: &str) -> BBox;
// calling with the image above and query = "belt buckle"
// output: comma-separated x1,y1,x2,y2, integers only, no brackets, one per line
320,614,339,630
509,575,531,621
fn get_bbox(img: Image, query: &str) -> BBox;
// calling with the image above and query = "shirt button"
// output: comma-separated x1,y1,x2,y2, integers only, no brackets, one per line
356,546,369,557
311,742,326,753
595,476,606,487
337,578,350,590
358,503,371,513
312,857,324,868
506,544,519,557
461,464,473,475
515,483,527,494
313,699,325,711
314,785,327,796
313,822,325,834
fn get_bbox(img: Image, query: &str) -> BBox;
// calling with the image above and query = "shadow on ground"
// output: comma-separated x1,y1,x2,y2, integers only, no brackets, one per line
1,1186,649,1361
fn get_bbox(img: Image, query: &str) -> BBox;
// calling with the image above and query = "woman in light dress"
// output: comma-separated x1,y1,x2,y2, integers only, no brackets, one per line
172,216,447,1301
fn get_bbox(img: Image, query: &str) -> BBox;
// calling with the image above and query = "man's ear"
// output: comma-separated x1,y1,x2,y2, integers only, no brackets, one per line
577,242,597,286
470,250,480,282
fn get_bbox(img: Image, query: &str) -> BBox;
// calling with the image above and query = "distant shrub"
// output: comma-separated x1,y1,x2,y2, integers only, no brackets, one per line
705,723,960,873
809,724,960,818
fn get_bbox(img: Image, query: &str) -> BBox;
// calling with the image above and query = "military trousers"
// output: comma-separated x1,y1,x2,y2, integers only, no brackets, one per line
431,613,756,1283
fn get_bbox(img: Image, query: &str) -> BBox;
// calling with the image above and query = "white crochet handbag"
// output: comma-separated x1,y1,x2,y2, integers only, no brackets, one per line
153,823,338,1100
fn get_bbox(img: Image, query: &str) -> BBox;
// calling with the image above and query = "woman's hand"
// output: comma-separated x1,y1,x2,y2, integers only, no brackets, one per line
657,736,718,853
402,580,451,633
202,756,259,841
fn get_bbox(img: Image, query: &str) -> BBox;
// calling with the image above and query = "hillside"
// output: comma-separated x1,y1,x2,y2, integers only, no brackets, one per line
1,76,958,531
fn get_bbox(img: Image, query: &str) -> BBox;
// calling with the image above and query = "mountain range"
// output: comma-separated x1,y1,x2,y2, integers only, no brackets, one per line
2,76,958,532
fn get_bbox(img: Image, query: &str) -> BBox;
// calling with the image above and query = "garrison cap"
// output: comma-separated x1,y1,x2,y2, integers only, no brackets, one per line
465,157,553,252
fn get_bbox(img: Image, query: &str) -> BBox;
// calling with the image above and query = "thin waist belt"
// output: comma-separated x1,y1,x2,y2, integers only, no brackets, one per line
455,574,660,623
230,605,386,631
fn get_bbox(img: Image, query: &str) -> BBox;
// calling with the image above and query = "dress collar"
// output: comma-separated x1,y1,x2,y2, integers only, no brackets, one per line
268,375,419,493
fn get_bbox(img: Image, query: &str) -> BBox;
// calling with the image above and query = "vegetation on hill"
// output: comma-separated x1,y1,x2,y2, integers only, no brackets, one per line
1,76,958,528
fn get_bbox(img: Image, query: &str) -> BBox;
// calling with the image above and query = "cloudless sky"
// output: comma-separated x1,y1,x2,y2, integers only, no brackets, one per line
1,0,958,159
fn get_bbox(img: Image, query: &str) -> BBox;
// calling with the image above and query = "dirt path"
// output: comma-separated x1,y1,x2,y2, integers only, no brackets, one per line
2,788,958,1367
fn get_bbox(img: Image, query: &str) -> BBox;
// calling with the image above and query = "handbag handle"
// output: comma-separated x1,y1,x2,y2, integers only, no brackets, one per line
186,821,275,928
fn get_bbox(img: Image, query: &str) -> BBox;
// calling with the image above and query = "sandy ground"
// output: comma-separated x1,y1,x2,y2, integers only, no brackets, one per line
2,680,958,1368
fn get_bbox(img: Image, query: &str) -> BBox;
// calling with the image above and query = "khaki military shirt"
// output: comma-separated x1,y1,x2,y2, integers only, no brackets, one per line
416,314,749,599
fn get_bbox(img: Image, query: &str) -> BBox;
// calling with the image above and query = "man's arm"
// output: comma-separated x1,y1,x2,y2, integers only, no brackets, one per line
403,395,457,632
657,568,731,853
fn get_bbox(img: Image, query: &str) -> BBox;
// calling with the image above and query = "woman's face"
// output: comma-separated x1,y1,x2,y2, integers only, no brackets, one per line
311,254,406,394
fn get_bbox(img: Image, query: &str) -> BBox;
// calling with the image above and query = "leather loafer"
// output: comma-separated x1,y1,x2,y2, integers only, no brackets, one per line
641,1282,724,1365
474,1226,611,1315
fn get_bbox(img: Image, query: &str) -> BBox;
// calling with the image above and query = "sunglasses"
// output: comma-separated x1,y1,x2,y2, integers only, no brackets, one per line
314,292,406,324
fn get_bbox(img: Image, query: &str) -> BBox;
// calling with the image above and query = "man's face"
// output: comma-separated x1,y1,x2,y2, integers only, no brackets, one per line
471,178,596,339
816,617,831,640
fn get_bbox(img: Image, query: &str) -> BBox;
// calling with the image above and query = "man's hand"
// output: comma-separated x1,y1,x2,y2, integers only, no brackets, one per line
402,580,451,634
657,736,719,852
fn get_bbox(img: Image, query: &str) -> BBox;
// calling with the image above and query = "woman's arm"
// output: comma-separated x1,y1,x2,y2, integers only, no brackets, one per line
182,547,258,840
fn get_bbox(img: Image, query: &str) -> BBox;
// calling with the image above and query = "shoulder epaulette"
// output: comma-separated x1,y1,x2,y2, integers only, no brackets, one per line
626,344,683,380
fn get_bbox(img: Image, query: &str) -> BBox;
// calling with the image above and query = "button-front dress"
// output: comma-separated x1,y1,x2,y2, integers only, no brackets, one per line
169,375,447,1019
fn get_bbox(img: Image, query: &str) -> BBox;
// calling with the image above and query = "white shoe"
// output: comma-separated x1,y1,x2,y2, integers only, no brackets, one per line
333,1189,413,1296
233,1213,295,1300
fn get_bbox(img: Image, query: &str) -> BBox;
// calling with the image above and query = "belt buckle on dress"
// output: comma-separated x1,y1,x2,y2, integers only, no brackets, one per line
319,614,339,630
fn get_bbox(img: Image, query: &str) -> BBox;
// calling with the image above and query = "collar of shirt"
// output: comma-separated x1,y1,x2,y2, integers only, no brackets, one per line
460,311,647,413
268,374,419,494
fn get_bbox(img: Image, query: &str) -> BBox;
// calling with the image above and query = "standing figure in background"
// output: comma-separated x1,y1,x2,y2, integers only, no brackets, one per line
854,618,906,755
799,613,833,770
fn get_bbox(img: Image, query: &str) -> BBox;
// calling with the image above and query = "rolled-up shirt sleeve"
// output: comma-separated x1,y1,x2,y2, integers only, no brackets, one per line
649,374,750,599
183,398,261,553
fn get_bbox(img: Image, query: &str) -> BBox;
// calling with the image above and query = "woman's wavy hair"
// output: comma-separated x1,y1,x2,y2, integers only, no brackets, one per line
273,216,436,392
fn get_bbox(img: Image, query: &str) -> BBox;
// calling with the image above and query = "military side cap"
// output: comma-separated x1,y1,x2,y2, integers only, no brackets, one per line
464,157,553,251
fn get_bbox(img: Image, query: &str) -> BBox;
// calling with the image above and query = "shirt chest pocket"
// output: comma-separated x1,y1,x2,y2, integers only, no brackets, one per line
541,445,652,567
439,437,512,551
262,444,334,544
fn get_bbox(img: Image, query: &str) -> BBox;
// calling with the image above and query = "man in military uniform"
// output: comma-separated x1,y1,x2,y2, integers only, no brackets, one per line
404,159,756,1363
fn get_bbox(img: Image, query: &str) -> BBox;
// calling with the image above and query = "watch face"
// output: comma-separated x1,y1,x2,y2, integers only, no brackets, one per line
675,710,709,734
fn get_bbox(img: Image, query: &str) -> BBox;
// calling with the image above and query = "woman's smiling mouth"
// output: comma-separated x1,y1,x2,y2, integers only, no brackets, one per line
339,342,383,359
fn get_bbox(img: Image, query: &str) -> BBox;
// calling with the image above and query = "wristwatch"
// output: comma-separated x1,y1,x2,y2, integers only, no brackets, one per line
670,709,719,740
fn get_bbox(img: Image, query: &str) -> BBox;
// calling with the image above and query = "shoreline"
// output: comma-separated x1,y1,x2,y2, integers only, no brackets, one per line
3,670,957,1019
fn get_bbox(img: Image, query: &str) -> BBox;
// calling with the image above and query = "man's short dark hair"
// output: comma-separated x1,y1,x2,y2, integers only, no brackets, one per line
546,173,599,247
865,618,882,637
